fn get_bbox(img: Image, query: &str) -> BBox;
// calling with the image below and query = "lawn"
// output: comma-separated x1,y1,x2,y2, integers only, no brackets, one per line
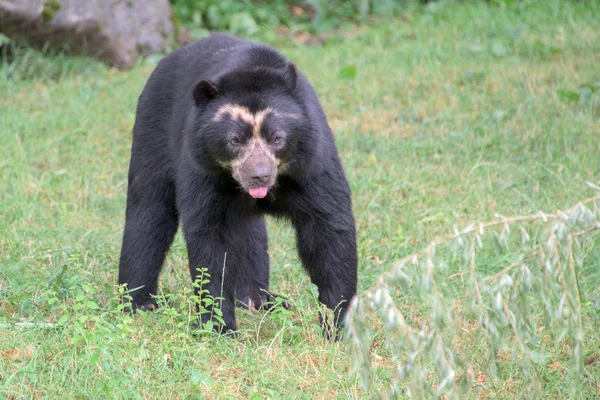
1,1,599,398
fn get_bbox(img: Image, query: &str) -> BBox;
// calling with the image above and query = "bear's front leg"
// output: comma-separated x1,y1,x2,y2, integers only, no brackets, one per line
234,216,271,311
183,225,238,334
287,170,358,339
233,216,291,312
177,171,242,334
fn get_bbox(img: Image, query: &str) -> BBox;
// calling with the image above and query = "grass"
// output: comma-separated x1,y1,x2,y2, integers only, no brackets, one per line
1,0,600,398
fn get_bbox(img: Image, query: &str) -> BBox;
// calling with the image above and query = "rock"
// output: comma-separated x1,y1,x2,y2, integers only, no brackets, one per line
0,0,174,69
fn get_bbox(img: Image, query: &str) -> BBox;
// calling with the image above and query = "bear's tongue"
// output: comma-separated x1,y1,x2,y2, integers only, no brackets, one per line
249,187,268,199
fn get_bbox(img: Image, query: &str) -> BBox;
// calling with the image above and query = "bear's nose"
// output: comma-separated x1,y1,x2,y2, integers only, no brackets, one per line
251,167,271,185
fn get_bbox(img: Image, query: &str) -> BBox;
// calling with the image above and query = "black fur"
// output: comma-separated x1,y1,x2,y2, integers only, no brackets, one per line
118,33,358,337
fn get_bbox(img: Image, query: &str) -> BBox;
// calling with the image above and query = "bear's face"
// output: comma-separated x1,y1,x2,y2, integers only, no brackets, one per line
189,79,305,198
209,102,301,198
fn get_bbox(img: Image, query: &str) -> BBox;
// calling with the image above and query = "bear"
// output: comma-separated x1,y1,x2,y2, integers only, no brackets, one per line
118,33,358,338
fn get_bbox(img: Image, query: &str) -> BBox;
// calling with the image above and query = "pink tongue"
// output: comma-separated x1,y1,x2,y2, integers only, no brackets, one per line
248,187,268,198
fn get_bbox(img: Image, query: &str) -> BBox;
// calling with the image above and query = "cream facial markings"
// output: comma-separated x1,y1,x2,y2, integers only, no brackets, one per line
213,104,296,178
212,104,299,129
217,159,232,169
251,108,273,139
231,137,257,169
255,136,276,162
212,104,255,123
213,104,274,139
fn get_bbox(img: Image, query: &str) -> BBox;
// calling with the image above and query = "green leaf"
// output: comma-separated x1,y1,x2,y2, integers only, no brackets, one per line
41,0,62,22
95,379,108,392
191,369,212,386
229,12,258,36
71,335,84,345
51,264,68,294
89,351,100,364
311,322,323,336
86,301,99,310
307,283,319,299
339,65,357,80
556,89,579,102
203,320,213,331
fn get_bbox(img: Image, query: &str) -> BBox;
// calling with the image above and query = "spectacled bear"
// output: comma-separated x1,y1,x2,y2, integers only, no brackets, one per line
118,33,358,338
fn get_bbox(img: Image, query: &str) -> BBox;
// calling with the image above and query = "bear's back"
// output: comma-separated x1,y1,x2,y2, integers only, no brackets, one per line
169,34,288,85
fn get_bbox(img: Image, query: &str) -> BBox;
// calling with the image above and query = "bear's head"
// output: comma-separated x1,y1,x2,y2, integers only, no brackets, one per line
189,62,308,199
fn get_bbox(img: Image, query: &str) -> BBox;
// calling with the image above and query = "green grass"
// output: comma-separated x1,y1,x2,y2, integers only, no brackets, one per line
1,0,600,398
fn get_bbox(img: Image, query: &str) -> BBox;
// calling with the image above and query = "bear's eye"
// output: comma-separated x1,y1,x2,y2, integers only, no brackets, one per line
230,137,241,146
272,135,284,145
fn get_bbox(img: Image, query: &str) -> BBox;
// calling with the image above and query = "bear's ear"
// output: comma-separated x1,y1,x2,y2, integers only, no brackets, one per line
192,79,218,105
284,62,298,91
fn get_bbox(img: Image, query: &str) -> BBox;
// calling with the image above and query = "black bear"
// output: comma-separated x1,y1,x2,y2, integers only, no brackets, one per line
118,33,357,337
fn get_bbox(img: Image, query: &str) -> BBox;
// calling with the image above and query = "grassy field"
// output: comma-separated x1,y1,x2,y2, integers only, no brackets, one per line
1,0,599,398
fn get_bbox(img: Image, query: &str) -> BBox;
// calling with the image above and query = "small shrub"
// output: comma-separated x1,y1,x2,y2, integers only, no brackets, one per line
169,0,411,36
348,196,600,398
